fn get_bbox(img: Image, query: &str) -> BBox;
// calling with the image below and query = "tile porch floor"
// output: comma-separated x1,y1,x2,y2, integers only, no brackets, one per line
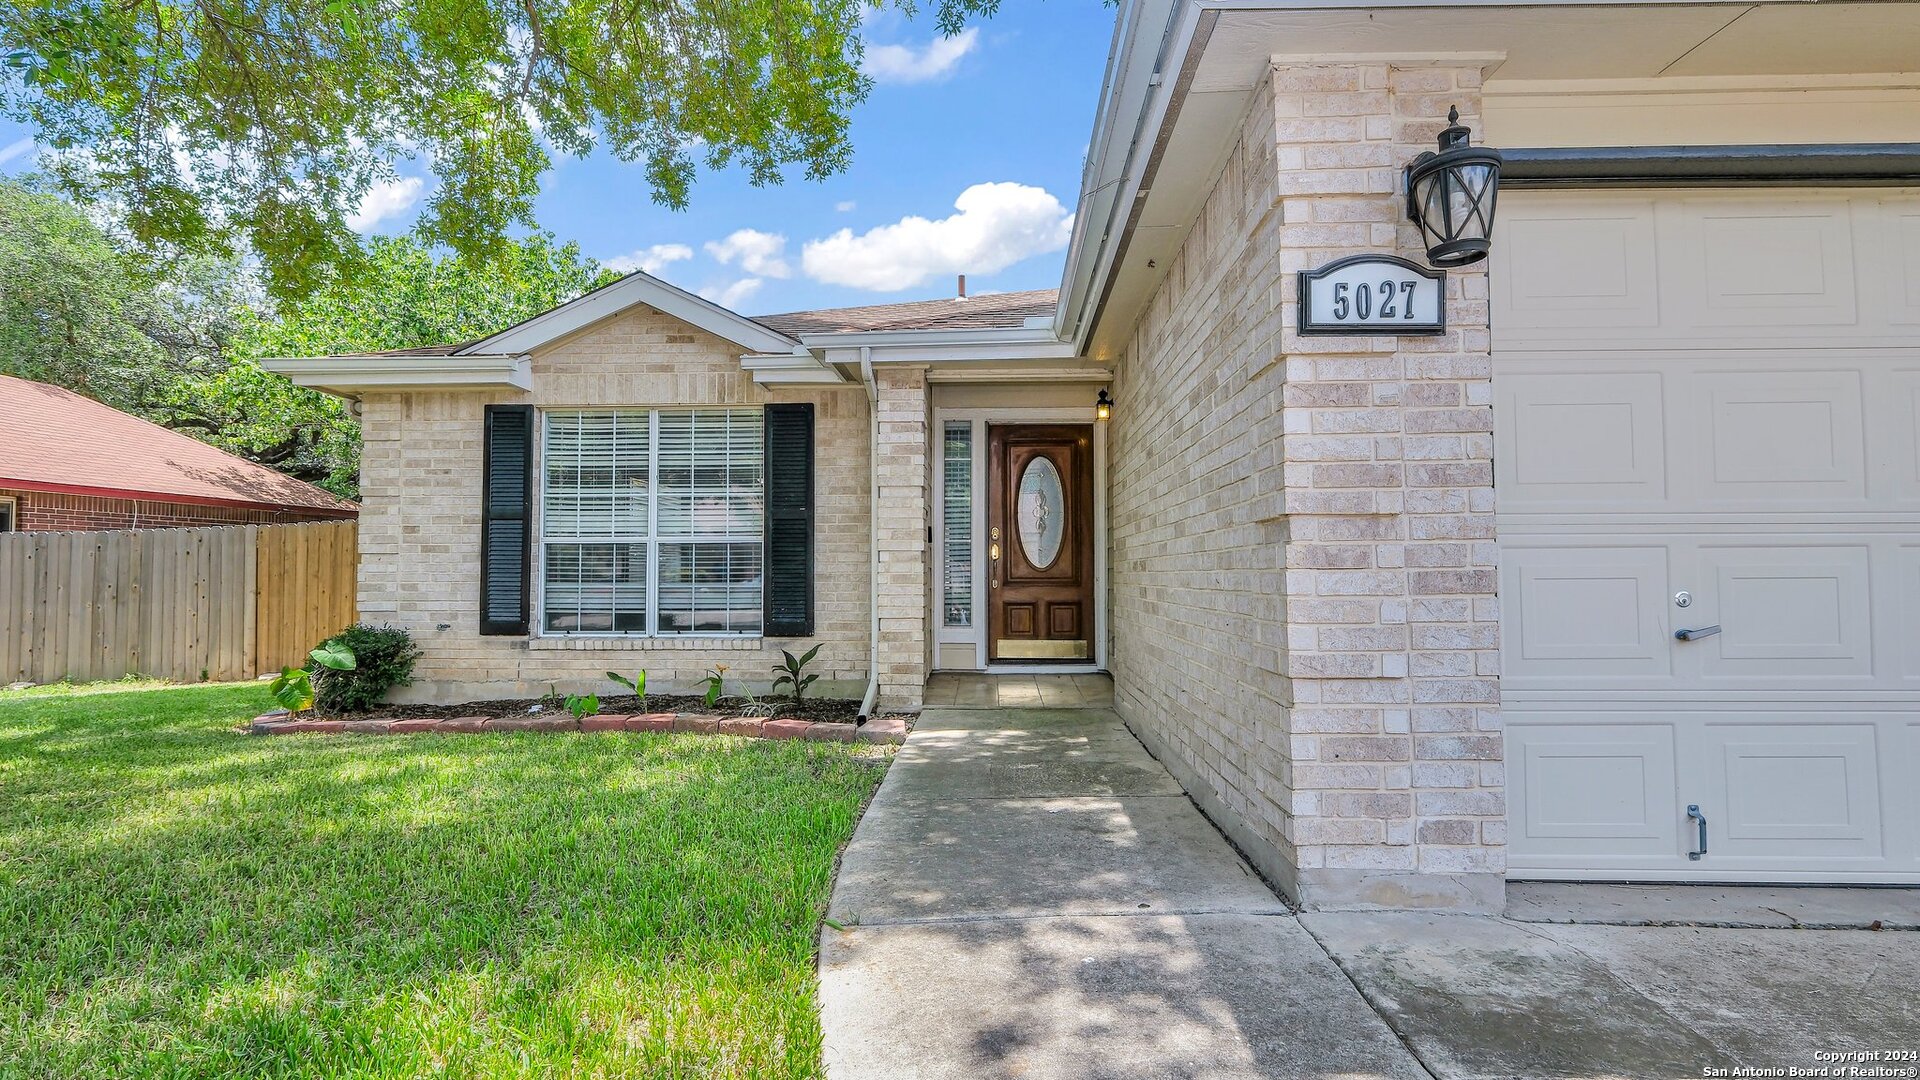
921,672,1114,709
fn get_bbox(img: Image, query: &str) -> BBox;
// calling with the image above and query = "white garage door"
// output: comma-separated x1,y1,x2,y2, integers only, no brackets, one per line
1492,189,1920,882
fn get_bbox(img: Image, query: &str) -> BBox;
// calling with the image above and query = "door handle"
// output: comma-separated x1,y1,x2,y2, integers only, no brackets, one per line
1674,624,1721,641
1686,804,1708,860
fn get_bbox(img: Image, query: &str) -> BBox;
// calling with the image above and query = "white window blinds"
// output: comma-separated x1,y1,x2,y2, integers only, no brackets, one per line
540,409,763,635
942,421,973,627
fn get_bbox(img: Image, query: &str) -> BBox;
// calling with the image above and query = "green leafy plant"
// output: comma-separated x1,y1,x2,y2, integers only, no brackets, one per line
606,670,647,711
268,642,357,713
772,645,823,701
565,693,600,720
701,665,730,708
310,625,421,714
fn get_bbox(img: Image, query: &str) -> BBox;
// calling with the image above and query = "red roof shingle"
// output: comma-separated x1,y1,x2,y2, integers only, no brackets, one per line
0,375,358,515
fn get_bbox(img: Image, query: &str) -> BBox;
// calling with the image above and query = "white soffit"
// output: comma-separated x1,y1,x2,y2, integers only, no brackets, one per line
1075,0,1920,360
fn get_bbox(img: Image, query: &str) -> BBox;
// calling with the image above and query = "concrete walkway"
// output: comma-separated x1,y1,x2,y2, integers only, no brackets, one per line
816,702,1426,1080
818,692,1920,1079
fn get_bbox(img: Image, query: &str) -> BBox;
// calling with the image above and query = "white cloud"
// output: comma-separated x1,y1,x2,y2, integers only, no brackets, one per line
835,200,858,213
346,176,425,233
606,243,694,276
704,228,790,278
863,27,979,84
801,182,1074,292
699,277,763,310
0,138,36,169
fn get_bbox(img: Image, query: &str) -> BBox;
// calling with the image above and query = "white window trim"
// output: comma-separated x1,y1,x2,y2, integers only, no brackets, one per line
930,406,1108,672
532,406,766,641
0,495,16,532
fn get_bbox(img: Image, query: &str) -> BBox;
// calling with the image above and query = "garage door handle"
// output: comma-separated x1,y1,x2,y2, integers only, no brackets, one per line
1687,804,1708,861
1674,624,1721,641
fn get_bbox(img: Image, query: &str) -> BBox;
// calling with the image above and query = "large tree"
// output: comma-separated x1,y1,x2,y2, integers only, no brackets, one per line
1,179,614,498
0,0,994,297
182,233,619,498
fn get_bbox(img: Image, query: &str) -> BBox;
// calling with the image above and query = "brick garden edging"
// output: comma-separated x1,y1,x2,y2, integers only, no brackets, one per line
248,711,909,745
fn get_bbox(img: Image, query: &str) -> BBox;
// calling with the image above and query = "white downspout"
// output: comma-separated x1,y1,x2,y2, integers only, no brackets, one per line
857,347,881,722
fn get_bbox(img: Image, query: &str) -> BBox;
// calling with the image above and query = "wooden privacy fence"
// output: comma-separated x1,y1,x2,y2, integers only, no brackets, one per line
0,520,357,685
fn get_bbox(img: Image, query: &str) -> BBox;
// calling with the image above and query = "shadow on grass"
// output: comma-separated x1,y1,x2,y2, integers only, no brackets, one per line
0,683,884,1078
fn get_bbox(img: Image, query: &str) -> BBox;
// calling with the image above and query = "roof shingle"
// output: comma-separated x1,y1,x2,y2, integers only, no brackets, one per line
0,375,358,515
755,288,1059,335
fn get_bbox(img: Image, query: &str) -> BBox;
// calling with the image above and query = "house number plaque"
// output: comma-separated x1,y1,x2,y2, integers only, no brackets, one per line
1297,254,1445,336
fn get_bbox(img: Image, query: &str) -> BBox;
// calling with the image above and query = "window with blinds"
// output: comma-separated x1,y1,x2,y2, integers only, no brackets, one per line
942,421,972,627
540,409,763,635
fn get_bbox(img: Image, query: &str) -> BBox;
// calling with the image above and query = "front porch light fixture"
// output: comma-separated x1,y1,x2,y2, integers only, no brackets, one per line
1405,107,1503,268
1095,388,1113,421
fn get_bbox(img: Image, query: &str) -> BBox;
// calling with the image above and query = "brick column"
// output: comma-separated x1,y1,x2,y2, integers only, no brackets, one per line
873,366,930,709
1273,61,1503,911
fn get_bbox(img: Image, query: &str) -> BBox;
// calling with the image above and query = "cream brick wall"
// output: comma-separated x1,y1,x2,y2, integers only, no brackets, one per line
357,303,874,704
873,366,930,709
1110,61,1503,911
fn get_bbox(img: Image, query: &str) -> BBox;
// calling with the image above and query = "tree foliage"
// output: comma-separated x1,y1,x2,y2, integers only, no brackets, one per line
0,0,1000,297
1,179,614,499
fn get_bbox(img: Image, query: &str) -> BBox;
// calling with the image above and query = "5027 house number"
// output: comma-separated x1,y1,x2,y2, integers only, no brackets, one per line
1297,254,1446,336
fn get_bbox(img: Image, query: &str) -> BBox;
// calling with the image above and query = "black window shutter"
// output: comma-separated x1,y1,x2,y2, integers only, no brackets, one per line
481,404,534,635
763,403,815,637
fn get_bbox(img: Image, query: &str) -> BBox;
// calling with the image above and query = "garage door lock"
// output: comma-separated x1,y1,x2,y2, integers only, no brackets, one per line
1687,804,1708,861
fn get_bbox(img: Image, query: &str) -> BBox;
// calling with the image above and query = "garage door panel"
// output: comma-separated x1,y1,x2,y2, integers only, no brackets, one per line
1885,203,1920,325
1503,545,1672,681
1691,369,1867,503
1698,723,1883,859
1694,544,1874,679
1894,371,1920,504
1673,200,1858,327
1497,188,1920,883
1508,721,1678,863
1494,199,1660,330
1900,545,1920,682
1499,370,1666,507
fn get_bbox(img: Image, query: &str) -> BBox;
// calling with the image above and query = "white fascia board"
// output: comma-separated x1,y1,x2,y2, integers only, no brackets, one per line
1055,0,1193,351
806,327,1082,366
261,354,533,397
460,271,804,357
740,352,850,385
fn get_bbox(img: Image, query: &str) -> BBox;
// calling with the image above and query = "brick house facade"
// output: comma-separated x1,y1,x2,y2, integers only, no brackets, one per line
272,0,1920,910
0,488,316,532
0,375,357,533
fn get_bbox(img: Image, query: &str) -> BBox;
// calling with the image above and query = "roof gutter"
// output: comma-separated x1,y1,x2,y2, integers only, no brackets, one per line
856,346,881,724
1053,0,1203,353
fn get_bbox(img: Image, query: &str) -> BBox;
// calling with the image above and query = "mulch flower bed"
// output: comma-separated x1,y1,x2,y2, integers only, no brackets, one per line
247,695,912,746
377,693,865,723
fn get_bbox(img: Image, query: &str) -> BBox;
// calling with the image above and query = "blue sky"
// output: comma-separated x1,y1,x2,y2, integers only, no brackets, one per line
0,3,1117,317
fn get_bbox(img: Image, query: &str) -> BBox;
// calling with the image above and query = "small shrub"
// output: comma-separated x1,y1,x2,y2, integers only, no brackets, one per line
701,665,729,708
772,644,822,700
311,624,421,714
269,643,357,714
606,670,647,711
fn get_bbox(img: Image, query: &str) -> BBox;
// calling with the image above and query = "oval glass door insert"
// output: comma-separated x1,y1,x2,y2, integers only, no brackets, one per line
1016,456,1066,569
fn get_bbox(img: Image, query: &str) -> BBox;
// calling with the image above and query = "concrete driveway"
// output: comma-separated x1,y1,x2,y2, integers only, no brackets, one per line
817,694,1920,1079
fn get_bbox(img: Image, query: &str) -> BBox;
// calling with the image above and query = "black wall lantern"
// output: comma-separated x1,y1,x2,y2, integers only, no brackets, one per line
1405,107,1502,268
1095,388,1113,421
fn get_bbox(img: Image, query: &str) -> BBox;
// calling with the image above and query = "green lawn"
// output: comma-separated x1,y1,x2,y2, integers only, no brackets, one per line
0,681,886,1078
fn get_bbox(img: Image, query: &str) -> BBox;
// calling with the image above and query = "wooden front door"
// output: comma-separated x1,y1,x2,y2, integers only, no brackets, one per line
987,424,1094,662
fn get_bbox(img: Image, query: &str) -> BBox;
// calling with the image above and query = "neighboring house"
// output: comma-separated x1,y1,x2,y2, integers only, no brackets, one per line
266,0,1920,912
0,375,357,531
